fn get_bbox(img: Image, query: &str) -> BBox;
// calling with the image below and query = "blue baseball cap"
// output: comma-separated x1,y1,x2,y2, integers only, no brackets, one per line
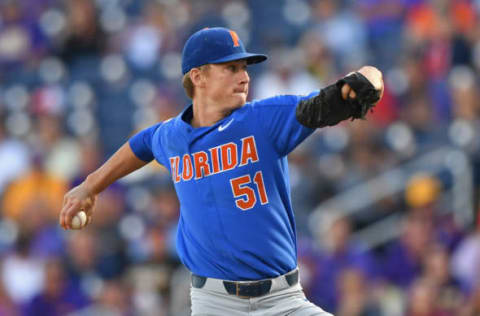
181,27,267,74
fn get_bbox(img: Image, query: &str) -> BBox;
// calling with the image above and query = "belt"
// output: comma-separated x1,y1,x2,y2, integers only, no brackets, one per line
191,269,299,299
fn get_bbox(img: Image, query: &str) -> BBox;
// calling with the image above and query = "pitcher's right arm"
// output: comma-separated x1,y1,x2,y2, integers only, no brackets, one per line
59,142,148,230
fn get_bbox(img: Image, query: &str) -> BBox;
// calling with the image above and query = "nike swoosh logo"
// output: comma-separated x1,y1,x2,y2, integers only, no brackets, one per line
218,119,234,132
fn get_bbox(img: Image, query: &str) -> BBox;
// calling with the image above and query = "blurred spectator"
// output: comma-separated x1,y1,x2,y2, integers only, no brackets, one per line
63,231,102,298
252,47,320,99
0,279,19,316
405,278,451,316
0,118,29,195
405,173,464,252
127,264,168,316
307,213,377,312
449,66,478,121
309,0,367,72
30,114,81,181
382,214,432,288
344,140,384,188
356,0,406,70
1,152,67,222
16,197,64,259
67,279,133,316
58,0,105,64
23,258,89,316
122,2,167,72
1,232,45,305
399,94,443,148
167,266,191,316
147,185,179,228
335,268,383,316
298,30,336,84
288,138,333,232
70,138,103,187
451,222,480,293
90,186,129,280
447,66,480,155
0,1,47,68
460,285,480,316
421,244,464,314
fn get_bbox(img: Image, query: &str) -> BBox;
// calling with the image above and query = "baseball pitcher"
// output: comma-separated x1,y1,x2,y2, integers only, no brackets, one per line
60,27,383,315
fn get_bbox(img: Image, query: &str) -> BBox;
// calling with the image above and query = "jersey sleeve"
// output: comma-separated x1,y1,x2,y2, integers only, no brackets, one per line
128,122,162,162
252,91,319,156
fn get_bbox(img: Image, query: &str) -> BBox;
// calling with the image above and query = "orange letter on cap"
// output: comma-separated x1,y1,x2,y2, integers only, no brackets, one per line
229,30,240,47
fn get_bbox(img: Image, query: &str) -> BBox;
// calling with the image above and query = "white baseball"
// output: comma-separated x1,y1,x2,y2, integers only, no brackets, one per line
71,211,87,229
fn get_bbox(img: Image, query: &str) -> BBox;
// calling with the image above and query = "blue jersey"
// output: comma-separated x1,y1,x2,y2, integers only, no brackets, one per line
129,92,318,281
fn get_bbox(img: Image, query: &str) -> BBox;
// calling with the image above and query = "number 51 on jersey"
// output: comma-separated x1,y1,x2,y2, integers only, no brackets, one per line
230,171,268,211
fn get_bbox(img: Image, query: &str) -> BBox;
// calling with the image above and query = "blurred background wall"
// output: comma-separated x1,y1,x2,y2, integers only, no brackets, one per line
0,0,479,315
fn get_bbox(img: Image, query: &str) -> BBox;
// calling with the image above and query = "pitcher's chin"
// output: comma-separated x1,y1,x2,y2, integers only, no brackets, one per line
232,93,247,106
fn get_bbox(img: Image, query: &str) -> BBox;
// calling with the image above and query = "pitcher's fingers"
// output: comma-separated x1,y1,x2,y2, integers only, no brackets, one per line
81,195,93,211
84,196,97,216
85,205,95,226
82,201,89,211
341,84,351,100
86,196,97,217
349,90,356,99
60,207,70,230
59,208,66,229
84,205,94,218
59,202,72,229
60,211,70,230
63,203,81,230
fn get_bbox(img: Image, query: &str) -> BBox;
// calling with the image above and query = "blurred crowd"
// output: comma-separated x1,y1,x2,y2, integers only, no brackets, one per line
0,0,480,315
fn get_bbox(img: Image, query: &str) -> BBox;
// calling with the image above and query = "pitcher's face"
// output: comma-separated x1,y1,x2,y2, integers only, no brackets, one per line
203,60,250,110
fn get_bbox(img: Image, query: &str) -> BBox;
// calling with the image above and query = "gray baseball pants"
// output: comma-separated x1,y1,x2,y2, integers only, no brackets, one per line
190,271,334,316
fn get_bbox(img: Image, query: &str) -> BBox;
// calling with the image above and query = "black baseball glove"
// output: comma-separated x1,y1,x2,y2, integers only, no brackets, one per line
337,72,382,119
296,72,382,128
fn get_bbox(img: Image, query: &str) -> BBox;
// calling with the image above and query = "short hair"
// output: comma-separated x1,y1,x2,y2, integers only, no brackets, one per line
182,65,210,99
182,72,194,99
